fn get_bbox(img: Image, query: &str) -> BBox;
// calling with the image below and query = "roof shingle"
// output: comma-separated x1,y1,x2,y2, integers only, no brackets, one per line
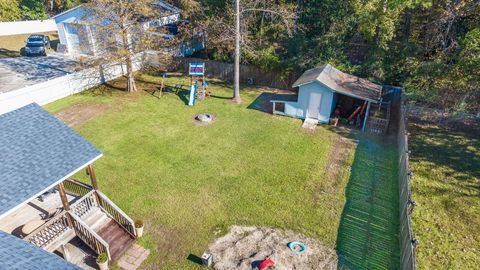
0,103,102,217
292,64,383,102
0,230,81,270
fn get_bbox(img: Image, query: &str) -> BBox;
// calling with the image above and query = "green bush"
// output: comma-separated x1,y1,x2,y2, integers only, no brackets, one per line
96,252,108,263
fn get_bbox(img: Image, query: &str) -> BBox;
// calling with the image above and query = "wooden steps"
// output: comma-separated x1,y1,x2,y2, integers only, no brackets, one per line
83,207,110,231
97,220,135,262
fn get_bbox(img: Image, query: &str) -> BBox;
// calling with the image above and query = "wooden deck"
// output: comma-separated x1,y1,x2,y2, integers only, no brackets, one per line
0,179,137,268
0,191,78,236
98,220,135,261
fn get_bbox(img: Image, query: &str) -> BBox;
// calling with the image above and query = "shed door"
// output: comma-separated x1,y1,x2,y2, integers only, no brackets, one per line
307,92,322,119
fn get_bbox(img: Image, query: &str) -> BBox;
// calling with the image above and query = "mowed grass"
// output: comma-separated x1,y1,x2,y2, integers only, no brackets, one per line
0,31,59,58
46,74,355,269
409,122,480,269
45,74,403,269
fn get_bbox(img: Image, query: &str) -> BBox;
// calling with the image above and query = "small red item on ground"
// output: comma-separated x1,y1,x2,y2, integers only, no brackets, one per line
258,259,275,270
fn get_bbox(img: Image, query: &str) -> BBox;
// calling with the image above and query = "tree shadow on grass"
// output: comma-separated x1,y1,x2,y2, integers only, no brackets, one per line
336,134,400,270
409,123,480,183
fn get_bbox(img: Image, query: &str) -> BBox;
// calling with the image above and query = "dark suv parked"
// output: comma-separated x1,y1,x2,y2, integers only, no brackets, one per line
24,35,50,56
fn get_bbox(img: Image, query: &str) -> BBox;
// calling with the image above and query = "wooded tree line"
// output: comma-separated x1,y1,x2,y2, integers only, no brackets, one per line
0,0,83,21
179,0,479,112
1,0,478,112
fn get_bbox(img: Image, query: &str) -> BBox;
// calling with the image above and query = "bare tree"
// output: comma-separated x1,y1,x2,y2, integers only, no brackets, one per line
204,0,295,104
82,0,175,92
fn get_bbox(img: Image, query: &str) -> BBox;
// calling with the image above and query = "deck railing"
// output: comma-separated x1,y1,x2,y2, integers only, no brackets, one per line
64,178,93,197
24,211,71,249
70,190,98,219
96,191,136,237
69,212,111,261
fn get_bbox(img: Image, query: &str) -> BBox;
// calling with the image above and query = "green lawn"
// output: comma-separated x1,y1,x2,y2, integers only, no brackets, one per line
409,122,480,269
0,31,59,58
45,74,400,269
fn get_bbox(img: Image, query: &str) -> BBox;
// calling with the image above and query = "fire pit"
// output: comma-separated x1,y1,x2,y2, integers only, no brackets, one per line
194,113,215,125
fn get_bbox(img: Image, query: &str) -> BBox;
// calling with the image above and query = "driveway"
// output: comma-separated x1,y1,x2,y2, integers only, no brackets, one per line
0,53,78,93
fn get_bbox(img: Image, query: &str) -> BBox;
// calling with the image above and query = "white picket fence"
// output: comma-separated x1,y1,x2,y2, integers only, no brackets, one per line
0,56,143,115
0,20,58,36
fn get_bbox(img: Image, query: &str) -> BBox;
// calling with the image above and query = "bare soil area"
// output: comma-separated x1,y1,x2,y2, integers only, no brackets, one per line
55,102,110,127
207,226,337,270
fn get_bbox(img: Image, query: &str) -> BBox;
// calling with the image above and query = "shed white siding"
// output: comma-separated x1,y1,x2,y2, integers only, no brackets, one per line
283,101,304,118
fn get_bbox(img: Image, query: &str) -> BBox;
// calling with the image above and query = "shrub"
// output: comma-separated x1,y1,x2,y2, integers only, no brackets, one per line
97,252,108,263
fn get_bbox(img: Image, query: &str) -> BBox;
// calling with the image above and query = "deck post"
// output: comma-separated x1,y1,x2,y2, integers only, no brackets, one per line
362,101,371,132
58,182,70,211
87,164,99,190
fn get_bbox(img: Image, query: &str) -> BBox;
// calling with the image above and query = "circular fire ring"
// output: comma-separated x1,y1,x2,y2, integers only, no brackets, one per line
193,113,215,125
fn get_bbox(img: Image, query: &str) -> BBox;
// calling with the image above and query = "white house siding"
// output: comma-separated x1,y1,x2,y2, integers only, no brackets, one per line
56,23,68,45
53,6,88,55
297,82,334,123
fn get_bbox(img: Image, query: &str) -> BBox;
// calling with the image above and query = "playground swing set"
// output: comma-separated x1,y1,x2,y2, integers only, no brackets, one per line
188,62,210,106
151,62,210,106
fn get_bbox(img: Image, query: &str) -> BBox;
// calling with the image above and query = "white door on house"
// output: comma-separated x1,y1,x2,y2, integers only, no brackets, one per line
307,92,322,119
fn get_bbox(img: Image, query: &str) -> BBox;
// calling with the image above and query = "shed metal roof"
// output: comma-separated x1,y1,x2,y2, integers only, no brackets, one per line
0,103,102,218
292,64,383,103
0,230,81,270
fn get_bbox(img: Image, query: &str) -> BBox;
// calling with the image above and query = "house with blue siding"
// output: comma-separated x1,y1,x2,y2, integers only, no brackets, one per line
271,64,384,130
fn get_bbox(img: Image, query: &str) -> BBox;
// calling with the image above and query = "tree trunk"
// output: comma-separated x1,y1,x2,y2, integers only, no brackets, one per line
233,0,242,104
402,8,412,48
122,28,137,93
126,56,137,92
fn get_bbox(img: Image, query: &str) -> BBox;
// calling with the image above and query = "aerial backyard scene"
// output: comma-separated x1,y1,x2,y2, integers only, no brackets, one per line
0,1,478,270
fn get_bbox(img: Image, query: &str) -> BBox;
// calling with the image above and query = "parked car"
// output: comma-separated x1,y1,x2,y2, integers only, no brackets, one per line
24,35,50,56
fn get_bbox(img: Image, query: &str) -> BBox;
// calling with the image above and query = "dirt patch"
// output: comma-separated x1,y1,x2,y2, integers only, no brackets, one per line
55,102,111,127
325,136,354,182
312,135,354,203
206,226,337,270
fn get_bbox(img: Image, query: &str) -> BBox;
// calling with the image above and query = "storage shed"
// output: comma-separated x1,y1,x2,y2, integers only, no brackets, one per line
271,64,384,131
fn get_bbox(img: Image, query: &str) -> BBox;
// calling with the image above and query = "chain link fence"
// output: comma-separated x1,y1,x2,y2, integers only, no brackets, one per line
398,100,417,270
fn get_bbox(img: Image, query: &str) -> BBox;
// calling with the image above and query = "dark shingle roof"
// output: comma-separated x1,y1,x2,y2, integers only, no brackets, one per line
0,230,81,270
0,103,102,217
292,64,383,103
